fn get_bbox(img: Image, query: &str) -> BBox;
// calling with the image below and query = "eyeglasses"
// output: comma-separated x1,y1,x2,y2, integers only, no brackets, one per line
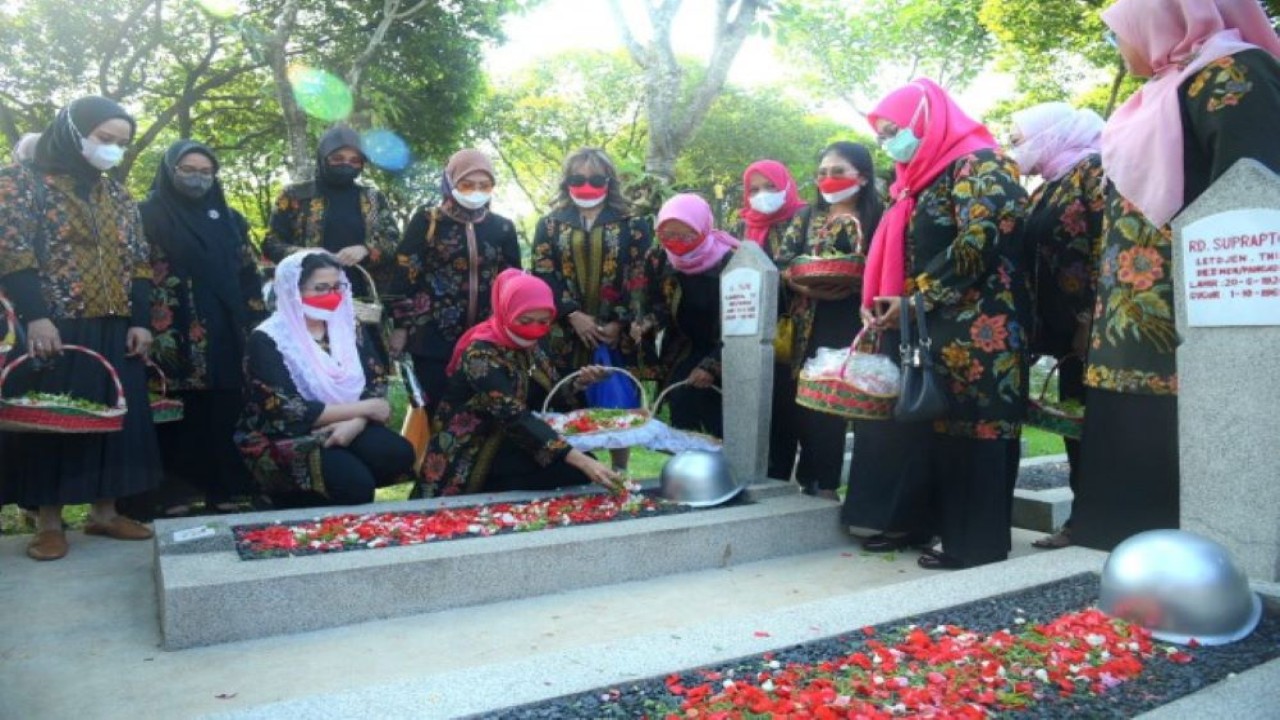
566,173,609,188
1104,30,1118,48
456,178,494,192
175,166,215,177
658,230,702,244
304,282,349,294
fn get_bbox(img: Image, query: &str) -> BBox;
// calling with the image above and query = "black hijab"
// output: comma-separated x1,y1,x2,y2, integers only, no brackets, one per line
33,96,135,189
315,126,367,252
142,140,248,328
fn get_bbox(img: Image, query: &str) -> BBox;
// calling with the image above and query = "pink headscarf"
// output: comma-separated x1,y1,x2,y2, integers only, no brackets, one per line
446,269,556,376
657,193,741,275
1102,0,1280,227
862,79,998,308
1010,102,1105,182
739,160,807,244
257,250,366,405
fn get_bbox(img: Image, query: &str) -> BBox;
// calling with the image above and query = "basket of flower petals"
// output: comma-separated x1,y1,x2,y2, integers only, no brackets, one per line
788,252,864,288
539,368,663,450
146,360,184,424
0,345,128,433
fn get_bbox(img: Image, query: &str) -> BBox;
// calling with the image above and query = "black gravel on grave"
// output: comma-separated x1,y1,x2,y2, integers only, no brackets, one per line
482,573,1280,720
1016,461,1071,491
230,488,743,560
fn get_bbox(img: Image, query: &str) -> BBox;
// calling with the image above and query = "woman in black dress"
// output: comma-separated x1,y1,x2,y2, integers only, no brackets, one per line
0,96,163,560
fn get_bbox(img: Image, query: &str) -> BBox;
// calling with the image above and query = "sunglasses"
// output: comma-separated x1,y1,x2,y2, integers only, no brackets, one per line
305,282,349,294
566,174,609,188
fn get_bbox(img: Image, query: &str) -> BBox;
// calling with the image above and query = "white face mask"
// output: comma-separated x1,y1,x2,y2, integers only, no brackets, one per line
821,184,861,205
80,137,125,171
301,304,337,322
749,188,787,214
452,188,491,209
571,194,606,209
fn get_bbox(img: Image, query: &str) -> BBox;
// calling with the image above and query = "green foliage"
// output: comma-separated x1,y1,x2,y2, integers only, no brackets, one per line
776,0,994,111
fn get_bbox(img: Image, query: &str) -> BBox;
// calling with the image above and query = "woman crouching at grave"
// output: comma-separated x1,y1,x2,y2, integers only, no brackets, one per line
631,193,740,438
414,269,624,497
236,250,414,509
774,142,883,501
1005,103,1106,551
1071,0,1280,551
861,79,1030,570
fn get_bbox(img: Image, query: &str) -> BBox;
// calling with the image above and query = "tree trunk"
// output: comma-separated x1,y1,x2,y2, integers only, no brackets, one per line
268,0,312,182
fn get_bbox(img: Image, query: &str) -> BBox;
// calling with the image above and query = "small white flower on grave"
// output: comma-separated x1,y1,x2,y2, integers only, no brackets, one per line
872,675,885,686
466,524,482,533
760,679,774,692
1128,642,1141,652
1034,669,1050,683
872,653,882,665
1014,617,1026,625
894,676,909,688
722,679,735,689
997,665,1007,677
768,660,781,669
887,702,907,714
500,512,516,525
725,669,735,678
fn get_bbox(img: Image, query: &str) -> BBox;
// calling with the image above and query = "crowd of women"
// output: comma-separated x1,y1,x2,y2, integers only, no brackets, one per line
1,0,1277,569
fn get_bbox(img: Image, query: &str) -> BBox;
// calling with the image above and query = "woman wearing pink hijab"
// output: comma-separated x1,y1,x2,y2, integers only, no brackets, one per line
859,79,1030,570
735,159,810,484
633,193,740,437
1008,102,1108,550
419,269,619,496
1074,0,1280,551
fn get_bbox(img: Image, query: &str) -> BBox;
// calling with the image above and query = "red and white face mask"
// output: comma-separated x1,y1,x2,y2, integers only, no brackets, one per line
816,176,861,204
506,316,553,347
659,230,706,257
301,292,343,312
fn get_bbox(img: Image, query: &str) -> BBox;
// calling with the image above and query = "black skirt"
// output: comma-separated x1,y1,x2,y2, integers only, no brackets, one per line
0,318,162,506
1071,388,1179,551
842,417,936,533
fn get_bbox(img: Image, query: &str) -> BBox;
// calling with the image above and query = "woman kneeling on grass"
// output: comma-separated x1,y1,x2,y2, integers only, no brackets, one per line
416,269,622,497
236,250,414,509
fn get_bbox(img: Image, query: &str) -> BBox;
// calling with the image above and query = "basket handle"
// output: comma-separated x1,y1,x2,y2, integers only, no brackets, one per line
839,325,880,381
1036,355,1080,403
348,263,379,301
145,359,169,399
0,344,128,411
541,367,649,414
0,294,16,354
650,378,723,415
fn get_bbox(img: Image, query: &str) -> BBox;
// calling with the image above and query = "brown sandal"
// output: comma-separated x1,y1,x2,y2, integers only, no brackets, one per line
1032,529,1072,549
27,530,69,561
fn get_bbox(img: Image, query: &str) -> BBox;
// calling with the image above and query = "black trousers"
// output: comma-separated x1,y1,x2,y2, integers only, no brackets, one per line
271,425,415,508
1057,355,1085,527
411,355,450,416
666,354,724,437
160,389,253,506
1072,388,1179,551
932,435,1021,567
767,363,799,481
485,438,590,493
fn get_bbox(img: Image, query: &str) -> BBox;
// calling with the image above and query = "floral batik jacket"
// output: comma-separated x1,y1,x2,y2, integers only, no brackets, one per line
905,150,1030,440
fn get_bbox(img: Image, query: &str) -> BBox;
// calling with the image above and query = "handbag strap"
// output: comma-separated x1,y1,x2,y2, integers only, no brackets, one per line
897,296,914,360
911,293,931,350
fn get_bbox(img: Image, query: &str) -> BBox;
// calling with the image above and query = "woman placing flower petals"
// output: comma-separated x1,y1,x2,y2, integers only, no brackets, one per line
418,269,621,497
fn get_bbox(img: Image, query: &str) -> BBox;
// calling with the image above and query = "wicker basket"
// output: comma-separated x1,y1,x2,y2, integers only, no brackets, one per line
540,368,652,438
789,254,863,288
650,379,724,449
796,327,897,421
146,360,184,424
0,344,127,433
349,264,384,326
1026,358,1084,440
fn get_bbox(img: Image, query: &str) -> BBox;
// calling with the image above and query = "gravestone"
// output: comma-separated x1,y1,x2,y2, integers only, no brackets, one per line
1171,158,1280,582
720,241,779,486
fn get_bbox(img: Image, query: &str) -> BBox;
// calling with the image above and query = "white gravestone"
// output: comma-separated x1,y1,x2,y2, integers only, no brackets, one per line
719,242,779,486
1172,159,1280,582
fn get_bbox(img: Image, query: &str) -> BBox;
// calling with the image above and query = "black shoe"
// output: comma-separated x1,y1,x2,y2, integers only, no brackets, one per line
862,532,933,553
917,549,964,570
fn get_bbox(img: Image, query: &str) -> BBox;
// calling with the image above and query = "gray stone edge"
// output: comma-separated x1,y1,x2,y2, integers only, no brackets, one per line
207,548,1115,719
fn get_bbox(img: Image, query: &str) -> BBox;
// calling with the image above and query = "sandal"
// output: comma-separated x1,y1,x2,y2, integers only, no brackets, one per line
917,548,964,570
1032,528,1072,550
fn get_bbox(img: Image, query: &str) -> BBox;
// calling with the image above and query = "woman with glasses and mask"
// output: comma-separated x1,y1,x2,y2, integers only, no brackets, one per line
417,269,621,497
125,140,266,518
0,96,162,560
531,148,652,473
861,79,1029,570
735,160,810,483
773,142,883,500
632,194,740,437
1072,0,1280,552
389,148,521,414
263,127,399,324
237,250,414,509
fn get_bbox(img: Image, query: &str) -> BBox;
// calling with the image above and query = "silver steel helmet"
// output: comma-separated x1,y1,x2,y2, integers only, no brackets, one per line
1100,529,1262,646
659,450,742,507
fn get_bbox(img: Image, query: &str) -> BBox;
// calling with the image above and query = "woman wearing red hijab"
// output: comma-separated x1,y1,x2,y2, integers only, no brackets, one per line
861,79,1030,570
734,160,811,483
416,269,621,496
1073,0,1280,551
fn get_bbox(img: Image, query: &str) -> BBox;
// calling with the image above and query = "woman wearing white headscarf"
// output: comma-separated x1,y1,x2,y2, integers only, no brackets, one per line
237,250,414,508
1007,102,1107,550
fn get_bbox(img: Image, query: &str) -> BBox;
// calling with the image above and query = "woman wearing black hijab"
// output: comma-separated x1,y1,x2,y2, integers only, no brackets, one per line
262,127,399,308
0,96,163,560
136,140,266,516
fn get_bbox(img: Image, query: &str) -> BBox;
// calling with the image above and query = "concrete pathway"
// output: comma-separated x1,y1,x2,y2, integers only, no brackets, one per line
0,525,1047,719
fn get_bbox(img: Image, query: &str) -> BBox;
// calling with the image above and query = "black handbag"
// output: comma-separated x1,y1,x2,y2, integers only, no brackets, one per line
893,293,949,422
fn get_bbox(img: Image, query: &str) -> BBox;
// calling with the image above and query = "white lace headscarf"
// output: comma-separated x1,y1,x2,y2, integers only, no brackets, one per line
257,249,366,404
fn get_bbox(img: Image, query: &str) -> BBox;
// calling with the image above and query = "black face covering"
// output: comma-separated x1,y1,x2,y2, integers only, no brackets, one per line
322,163,361,187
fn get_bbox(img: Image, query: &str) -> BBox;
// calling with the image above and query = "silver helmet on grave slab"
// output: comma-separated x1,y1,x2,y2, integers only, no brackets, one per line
659,451,742,507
